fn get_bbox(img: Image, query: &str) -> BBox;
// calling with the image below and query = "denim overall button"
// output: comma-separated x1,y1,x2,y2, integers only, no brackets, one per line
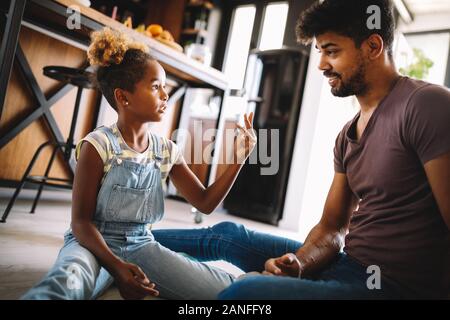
116,158,122,165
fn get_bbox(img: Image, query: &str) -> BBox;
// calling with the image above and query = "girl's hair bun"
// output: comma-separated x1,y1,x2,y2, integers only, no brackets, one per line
87,27,148,67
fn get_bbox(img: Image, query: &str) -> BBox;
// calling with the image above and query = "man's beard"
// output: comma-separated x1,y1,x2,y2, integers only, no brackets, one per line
330,60,368,97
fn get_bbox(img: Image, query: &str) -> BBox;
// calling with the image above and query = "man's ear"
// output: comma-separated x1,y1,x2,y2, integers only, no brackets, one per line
364,34,384,60
114,88,129,108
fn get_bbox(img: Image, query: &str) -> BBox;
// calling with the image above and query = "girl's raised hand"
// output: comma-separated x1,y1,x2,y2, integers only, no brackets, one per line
235,112,257,163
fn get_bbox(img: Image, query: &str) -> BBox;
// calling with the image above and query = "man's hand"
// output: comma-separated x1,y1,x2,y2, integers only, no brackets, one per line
112,260,159,300
263,253,303,278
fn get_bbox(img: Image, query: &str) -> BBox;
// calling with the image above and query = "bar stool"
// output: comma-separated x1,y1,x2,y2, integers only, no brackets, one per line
1,66,96,223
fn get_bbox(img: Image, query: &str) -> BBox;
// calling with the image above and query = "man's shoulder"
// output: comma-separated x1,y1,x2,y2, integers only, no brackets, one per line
400,77,450,104
408,80,450,103
401,78,450,118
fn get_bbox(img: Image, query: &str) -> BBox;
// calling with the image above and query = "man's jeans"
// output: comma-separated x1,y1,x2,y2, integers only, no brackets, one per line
153,222,410,299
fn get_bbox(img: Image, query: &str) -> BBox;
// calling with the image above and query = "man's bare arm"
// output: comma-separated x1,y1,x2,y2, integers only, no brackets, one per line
294,172,358,277
424,151,450,230
265,172,357,278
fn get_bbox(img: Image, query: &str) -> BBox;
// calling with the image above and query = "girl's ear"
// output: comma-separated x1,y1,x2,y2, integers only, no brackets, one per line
114,88,129,108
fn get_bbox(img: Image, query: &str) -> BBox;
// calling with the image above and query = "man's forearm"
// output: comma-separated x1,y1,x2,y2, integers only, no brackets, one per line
295,223,345,278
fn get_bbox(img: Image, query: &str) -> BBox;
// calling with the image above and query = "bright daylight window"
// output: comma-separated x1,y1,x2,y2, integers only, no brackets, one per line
258,2,289,50
223,5,256,89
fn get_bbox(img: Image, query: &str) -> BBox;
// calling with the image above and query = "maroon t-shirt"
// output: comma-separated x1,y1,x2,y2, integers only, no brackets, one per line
334,76,450,298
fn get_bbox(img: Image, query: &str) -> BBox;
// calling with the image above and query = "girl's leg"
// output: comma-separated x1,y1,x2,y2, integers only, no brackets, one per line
21,233,101,300
152,222,302,272
126,240,235,300
91,267,114,299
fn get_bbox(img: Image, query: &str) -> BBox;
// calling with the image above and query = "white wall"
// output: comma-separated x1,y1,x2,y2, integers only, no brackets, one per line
398,11,450,33
279,47,358,238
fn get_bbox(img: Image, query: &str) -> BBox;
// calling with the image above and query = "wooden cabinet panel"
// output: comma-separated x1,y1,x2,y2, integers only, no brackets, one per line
184,117,216,185
0,27,99,182
144,0,186,43
181,117,236,185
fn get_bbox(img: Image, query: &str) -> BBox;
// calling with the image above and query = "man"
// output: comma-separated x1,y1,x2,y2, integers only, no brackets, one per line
153,0,450,299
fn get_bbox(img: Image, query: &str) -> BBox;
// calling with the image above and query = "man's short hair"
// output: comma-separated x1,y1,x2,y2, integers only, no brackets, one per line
296,0,396,57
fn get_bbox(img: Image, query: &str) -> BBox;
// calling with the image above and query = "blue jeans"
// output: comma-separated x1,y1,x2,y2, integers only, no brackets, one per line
21,126,235,300
153,222,410,299
21,223,235,300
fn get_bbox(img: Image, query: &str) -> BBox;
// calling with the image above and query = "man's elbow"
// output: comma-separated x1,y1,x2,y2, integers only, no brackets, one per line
317,222,347,251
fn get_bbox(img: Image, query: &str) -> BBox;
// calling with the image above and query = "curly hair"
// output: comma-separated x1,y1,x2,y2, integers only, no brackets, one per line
296,0,395,58
87,27,154,110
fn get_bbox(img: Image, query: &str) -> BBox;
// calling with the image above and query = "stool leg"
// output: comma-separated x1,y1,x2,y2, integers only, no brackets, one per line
65,86,82,161
1,141,52,223
30,144,59,214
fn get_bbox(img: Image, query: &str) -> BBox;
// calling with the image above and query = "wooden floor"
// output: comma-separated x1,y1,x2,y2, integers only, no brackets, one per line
0,188,300,300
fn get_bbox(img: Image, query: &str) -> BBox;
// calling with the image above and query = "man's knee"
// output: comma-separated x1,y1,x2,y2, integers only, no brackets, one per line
218,277,265,300
212,221,246,237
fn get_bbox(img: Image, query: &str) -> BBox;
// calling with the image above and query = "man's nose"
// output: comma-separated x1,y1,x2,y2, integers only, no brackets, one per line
317,54,331,72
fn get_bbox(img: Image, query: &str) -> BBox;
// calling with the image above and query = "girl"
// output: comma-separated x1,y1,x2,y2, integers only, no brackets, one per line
22,27,256,300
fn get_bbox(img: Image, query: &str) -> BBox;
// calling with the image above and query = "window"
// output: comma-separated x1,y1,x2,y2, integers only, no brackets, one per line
223,5,256,89
399,32,450,86
258,2,289,50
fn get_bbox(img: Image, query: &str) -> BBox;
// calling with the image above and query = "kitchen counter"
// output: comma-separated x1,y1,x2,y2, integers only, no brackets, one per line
23,0,228,90
0,0,229,186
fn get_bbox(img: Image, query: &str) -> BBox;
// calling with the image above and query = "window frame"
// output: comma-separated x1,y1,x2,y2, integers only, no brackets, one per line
403,29,450,88
213,0,301,72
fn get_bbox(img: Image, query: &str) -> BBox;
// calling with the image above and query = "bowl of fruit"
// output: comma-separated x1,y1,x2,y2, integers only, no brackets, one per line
133,22,183,53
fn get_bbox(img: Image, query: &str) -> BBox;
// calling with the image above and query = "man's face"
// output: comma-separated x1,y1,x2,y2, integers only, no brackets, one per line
315,32,369,97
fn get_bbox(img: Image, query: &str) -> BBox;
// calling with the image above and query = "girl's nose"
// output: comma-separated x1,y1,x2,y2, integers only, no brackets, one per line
160,88,169,101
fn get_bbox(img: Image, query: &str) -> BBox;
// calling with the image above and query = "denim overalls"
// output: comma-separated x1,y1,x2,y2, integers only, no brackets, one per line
22,126,235,300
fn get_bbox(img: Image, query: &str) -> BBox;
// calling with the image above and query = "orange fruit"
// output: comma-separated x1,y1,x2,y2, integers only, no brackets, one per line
147,24,163,37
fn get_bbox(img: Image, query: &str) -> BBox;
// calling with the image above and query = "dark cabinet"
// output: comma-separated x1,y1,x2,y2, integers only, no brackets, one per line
223,48,309,225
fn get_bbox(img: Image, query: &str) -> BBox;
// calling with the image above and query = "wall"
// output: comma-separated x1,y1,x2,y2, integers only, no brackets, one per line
279,45,358,236
398,11,450,33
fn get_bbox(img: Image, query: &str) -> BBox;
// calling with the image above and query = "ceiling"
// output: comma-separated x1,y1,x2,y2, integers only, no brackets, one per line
405,0,450,14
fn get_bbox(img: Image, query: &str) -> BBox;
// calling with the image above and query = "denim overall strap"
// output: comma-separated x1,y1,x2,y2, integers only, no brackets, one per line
93,127,165,228
96,126,122,156
150,132,163,163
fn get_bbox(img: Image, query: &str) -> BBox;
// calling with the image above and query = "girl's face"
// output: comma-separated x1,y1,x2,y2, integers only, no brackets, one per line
121,60,169,122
